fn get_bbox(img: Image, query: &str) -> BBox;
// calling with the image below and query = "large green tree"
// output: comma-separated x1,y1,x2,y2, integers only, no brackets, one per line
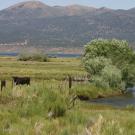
83,39,135,89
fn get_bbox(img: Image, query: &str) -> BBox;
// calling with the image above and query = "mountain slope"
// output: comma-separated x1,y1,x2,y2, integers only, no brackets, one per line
0,1,97,19
0,1,135,48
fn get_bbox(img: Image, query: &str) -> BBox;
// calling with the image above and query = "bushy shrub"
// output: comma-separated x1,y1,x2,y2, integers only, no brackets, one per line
92,76,110,89
101,65,123,88
91,65,124,89
83,39,135,89
18,52,48,62
84,39,134,67
84,56,112,75
122,64,135,88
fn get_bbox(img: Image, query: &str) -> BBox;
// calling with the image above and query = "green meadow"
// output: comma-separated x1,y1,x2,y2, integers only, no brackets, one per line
0,57,134,135
0,57,85,79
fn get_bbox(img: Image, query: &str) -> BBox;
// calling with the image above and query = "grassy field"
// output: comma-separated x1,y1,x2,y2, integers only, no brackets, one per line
0,57,134,135
0,57,85,80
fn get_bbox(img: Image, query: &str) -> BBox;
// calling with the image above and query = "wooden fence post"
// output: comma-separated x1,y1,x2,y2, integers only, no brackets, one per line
69,75,72,89
1,80,6,91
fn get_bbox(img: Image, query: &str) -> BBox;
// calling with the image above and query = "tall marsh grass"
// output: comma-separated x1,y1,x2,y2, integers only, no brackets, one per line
71,83,118,99
0,80,135,134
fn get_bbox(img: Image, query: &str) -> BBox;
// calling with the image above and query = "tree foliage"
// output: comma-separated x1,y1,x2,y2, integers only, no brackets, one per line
84,57,112,75
83,39,135,89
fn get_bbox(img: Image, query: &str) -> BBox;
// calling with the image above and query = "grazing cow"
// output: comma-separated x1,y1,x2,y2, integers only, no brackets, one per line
12,77,30,86
1,80,6,91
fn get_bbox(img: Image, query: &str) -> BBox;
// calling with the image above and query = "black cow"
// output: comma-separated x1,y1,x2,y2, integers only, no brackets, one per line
12,77,30,86
1,80,6,91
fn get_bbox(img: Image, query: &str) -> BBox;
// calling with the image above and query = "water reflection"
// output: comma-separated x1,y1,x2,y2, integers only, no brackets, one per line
89,93,135,107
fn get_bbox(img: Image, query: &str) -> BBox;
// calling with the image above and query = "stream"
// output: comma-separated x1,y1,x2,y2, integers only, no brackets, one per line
89,90,135,107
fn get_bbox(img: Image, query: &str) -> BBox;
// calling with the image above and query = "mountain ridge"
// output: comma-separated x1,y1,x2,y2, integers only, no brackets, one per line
0,1,135,48
6,1,49,10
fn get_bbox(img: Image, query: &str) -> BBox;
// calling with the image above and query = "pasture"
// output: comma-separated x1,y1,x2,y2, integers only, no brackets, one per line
0,57,135,135
0,57,85,80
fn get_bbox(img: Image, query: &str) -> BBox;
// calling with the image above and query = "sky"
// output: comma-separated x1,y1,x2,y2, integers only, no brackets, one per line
1,0,135,10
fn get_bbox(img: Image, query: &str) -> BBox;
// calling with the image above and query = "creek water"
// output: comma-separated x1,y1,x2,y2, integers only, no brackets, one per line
89,91,135,107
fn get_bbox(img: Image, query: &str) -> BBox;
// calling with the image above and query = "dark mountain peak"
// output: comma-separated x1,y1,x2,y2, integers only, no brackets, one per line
6,1,49,10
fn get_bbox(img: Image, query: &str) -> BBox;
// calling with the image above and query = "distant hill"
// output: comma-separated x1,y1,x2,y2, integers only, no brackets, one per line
0,1,135,48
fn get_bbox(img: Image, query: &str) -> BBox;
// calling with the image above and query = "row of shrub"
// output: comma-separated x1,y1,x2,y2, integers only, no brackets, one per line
18,52,49,62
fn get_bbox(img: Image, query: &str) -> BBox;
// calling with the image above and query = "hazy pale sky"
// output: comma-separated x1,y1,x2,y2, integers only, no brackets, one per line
1,0,135,10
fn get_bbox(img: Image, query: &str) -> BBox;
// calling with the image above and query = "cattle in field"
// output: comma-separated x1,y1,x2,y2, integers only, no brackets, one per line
12,77,30,86
1,80,6,91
